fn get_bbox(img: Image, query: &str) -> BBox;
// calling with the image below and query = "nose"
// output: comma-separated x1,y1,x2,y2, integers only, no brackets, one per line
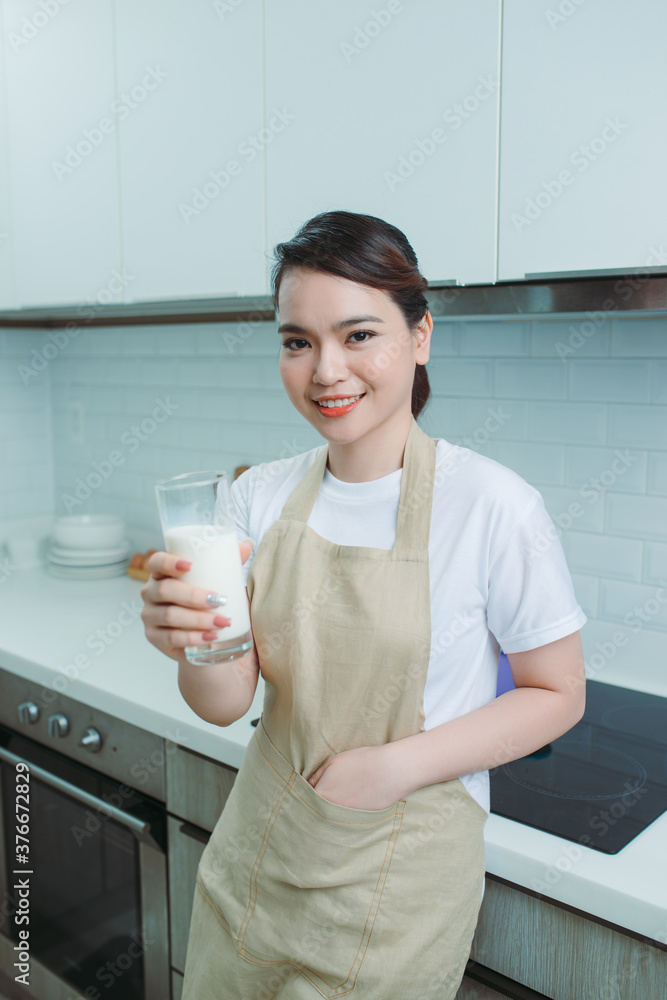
313,342,349,386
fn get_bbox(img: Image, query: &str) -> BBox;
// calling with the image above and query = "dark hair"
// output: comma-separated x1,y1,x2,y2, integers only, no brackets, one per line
270,210,431,419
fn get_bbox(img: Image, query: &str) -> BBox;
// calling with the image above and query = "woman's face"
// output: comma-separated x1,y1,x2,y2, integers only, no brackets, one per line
277,267,431,443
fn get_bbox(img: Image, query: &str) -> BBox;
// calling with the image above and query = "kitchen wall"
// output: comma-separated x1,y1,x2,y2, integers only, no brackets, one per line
1,314,666,673
0,330,54,516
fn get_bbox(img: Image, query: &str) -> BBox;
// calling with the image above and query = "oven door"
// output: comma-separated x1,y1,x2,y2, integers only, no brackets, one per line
0,728,169,1000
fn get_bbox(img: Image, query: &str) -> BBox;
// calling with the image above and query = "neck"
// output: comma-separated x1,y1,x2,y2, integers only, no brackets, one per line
325,409,414,482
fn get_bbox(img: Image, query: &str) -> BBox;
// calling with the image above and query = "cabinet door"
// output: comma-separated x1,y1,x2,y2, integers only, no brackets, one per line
3,0,122,308
114,0,265,302
264,1,500,288
0,9,14,311
168,815,209,975
498,0,667,280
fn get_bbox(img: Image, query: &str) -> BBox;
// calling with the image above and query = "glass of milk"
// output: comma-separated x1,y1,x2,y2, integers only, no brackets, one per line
154,470,253,665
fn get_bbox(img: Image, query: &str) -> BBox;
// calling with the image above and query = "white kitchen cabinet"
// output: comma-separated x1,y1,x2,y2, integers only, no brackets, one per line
498,1,667,281
114,0,265,302
3,0,122,308
0,6,14,311
264,1,501,289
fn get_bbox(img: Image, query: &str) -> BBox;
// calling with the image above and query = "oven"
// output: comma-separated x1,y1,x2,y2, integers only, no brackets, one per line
0,666,170,1000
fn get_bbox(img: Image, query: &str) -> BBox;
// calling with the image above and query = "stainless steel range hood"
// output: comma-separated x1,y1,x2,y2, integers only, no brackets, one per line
426,267,667,319
1,268,666,328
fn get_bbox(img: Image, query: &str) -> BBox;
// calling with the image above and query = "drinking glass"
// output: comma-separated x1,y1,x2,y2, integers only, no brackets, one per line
154,470,253,665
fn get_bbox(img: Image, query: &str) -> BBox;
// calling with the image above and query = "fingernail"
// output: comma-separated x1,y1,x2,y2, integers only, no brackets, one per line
176,559,192,570
213,615,230,627
206,593,227,606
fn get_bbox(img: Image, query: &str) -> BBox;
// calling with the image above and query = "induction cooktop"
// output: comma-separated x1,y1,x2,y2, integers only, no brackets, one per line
489,678,667,853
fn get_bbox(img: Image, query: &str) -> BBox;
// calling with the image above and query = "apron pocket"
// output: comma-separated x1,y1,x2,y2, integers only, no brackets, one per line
236,757,405,994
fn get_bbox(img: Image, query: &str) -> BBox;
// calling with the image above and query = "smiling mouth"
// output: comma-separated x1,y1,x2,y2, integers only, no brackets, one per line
313,393,366,416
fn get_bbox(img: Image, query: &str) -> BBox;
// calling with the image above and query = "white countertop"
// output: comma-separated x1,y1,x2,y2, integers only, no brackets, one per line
1,556,666,948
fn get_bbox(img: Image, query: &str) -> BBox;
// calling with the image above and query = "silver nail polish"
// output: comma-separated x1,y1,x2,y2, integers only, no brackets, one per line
206,593,228,606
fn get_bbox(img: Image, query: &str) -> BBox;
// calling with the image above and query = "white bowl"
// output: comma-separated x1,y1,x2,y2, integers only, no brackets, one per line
52,515,126,550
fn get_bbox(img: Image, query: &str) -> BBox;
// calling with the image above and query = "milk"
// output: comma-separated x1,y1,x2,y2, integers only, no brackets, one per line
164,524,251,642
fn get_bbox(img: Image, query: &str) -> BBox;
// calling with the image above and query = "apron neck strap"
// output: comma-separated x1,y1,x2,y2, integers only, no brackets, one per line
280,417,436,550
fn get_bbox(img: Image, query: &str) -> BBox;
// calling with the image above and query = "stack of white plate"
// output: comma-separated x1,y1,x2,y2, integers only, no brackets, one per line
45,515,132,580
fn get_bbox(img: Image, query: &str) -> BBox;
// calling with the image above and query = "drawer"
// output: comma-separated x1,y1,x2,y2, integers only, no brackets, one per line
166,744,237,831
168,814,210,973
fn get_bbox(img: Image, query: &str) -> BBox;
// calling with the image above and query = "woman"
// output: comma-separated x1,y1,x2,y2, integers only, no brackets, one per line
141,211,587,999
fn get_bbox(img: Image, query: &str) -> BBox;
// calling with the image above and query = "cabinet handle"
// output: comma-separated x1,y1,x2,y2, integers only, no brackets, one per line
0,744,161,851
464,959,552,999
178,821,210,846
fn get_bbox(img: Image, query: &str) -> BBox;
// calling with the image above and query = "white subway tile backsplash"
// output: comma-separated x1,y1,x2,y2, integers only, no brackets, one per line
3,313,667,657
599,580,667,632
485,441,565,487
528,402,606,444
428,322,458,357
530,318,610,359
610,317,667,357
581,618,667,685
565,446,647,494
459,321,530,357
651,362,667,403
647,453,667,496
568,360,651,402
428,358,493,397
607,404,667,449
539,486,604,533
563,531,643,581
606,493,667,541
644,542,667,586
495,360,567,399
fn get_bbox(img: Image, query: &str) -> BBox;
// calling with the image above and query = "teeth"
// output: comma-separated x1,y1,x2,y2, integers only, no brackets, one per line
316,394,363,408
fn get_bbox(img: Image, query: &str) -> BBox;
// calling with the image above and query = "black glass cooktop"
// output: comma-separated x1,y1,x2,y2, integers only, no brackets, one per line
489,679,667,854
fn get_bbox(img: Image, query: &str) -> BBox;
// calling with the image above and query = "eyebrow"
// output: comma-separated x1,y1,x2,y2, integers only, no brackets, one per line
278,315,386,335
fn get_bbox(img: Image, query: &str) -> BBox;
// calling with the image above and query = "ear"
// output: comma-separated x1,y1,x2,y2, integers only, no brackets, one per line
414,310,433,365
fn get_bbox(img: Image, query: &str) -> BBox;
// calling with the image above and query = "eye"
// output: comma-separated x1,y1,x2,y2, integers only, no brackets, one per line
347,330,376,344
281,338,309,351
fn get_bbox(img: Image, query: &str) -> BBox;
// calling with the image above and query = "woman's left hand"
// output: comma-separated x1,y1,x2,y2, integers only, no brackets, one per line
306,744,406,811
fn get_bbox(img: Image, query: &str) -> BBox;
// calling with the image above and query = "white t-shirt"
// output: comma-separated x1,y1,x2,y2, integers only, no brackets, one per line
230,437,586,815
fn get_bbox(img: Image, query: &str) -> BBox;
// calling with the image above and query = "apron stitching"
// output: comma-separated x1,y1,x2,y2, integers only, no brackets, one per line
237,773,297,952
338,802,406,993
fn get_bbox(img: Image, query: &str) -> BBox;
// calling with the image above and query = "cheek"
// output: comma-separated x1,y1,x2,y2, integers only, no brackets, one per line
362,340,414,389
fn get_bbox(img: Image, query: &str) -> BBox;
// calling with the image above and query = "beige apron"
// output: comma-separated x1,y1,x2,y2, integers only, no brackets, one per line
182,416,488,1000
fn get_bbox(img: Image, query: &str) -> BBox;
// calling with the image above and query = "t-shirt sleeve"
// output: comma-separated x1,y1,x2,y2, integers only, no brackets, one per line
230,470,253,585
486,492,587,654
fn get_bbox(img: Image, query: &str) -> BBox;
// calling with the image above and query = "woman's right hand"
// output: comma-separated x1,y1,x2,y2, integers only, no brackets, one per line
140,539,255,662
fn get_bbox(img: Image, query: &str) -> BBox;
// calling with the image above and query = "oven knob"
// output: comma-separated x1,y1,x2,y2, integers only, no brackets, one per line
79,727,102,753
18,701,40,724
47,713,69,738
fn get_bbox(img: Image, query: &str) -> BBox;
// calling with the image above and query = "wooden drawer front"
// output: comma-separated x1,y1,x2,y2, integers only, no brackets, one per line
172,969,184,1000
471,877,667,999
166,745,237,831
168,814,210,974
456,976,510,999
